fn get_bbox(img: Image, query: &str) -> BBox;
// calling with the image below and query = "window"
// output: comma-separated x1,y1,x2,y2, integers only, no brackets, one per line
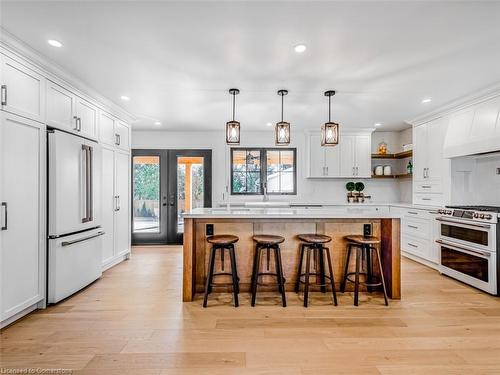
231,148,296,195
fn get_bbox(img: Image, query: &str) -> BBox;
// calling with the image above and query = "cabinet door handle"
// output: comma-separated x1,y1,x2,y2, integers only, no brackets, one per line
408,225,418,229
115,195,121,211
356,166,359,176
422,198,432,201
421,185,432,189
0,85,7,106
326,166,329,175
408,211,418,215
407,243,418,248
73,116,79,131
1,202,7,231
352,166,355,176
77,117,82,132
115,133,121,145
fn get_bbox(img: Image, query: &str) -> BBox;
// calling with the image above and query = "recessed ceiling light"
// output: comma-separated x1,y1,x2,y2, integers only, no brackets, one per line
266,122,272,127
374,123,382,127
120,95,130,101
47,39,63,48
154,121,161,126
294,44,307,53
422,98,432,104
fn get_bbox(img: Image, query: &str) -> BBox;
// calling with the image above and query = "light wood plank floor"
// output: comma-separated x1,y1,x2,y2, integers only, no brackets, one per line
2,246,500,374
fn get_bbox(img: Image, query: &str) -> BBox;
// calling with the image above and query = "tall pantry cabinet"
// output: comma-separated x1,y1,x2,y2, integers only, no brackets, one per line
0,42,132,327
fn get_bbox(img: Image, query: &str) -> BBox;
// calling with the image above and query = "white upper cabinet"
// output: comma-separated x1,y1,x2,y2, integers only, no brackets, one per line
412,123,427,181
340,135,356,177
46,81,76,131
115,121,131,151
99,111,117,147
75,96,98,139
0,54,45,122
307,131,372,178
340,134,371,178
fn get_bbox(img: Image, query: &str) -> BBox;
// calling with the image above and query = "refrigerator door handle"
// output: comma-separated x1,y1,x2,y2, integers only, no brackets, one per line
87,145,94,222
1,202,7,230
81,145,92,223
61,231,105,247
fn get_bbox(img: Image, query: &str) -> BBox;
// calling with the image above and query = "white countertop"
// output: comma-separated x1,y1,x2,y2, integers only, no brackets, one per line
183,205,401,219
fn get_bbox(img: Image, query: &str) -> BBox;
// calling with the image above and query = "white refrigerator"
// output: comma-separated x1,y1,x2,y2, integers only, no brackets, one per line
47,130,103,303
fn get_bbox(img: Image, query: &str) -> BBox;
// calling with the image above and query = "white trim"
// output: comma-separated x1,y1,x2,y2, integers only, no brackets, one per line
1,304,39,329
408,83,500,127
402,251,439,270
102,251,131,272
0,28,136,124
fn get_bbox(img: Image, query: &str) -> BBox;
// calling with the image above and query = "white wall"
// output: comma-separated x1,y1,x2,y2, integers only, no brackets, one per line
450,154,500,206
132,129,403,205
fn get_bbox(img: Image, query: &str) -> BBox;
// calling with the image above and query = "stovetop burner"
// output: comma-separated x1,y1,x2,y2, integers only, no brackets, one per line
446,205,500,213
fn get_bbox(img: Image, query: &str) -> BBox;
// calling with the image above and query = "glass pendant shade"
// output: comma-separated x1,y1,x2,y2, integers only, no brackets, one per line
275,121,290,145
322,90,340,146
321,122,339,146
225,88,240,145
226,120,240,144
275,89,290,145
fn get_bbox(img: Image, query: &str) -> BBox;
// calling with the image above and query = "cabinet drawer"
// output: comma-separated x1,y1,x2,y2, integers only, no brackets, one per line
414,181,442,193
401,208,429,220
414,193,443,207
401,234,430,259
402,217,430,239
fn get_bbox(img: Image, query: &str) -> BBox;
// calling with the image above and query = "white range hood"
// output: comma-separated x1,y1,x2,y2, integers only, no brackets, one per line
443,94,500,158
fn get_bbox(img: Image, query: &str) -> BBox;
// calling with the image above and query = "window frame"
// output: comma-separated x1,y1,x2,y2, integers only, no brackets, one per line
230,147,297,196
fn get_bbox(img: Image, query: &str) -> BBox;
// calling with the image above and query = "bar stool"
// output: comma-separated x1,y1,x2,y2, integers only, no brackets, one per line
251,235,286,307
340,235,388,306
295,234,338,307
203,234,240,308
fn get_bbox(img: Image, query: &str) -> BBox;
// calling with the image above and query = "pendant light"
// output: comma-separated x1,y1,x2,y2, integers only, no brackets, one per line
226,88,240,145
275,89,290,145
321,90,339,146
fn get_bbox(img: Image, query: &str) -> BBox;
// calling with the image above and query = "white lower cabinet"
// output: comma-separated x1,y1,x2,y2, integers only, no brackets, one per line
0,112,45,326
101,147,131,269
392,206,439,268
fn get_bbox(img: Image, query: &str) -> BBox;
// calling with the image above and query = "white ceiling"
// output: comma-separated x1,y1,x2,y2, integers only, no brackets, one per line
2,1,500,132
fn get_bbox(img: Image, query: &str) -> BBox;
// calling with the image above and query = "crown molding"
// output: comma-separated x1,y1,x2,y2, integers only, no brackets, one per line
407,82,500,127
0,27,136,123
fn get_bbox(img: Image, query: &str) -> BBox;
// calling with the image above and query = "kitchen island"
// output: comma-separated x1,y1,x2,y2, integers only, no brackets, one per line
182,206,401,302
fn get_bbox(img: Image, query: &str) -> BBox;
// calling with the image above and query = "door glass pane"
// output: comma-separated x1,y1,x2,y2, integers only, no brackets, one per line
177,156,204,234
133,156,160,233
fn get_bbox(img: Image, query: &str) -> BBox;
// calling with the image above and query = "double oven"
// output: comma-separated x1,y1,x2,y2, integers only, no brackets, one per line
436,206,499,295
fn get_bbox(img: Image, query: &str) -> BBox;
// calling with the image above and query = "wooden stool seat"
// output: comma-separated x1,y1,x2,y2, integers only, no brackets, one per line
207,234,239,245
297,233,332,244
344,235,381,245
252,235,285,245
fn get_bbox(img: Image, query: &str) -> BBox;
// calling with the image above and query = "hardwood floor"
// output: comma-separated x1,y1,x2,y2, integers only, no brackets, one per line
2,245,500,374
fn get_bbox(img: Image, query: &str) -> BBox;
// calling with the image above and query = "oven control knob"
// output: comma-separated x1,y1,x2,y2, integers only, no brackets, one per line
479,214,485,219
473,213,479,218
447,210,453,215
438,209,444,214
484,214,492,220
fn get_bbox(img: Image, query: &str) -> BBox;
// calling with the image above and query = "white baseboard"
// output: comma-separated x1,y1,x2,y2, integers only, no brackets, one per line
1,304,38,329
102,251,131,272
402,251,439,270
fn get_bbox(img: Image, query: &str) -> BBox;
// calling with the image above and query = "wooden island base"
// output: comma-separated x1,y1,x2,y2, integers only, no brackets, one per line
183,218,400,302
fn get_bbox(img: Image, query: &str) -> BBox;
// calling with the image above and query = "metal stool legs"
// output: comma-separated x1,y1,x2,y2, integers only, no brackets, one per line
203,243,239,308
296,243,337,307
251,243,286,307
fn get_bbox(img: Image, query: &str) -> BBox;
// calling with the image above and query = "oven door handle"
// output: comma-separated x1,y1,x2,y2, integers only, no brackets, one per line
436,217,492,229
436,239,492,257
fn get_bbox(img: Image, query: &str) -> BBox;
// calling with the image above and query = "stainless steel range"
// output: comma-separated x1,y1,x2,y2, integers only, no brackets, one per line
436,205,500,295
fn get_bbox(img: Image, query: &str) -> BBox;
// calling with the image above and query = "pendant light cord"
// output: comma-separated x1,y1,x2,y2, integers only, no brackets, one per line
328,94,331,122
232,93,235,122
281,94,284,122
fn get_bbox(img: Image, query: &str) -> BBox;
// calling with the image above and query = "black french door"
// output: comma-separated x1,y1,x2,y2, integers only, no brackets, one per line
131,149,212,245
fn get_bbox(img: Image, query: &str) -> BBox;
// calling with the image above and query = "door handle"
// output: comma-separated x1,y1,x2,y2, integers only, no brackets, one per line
61,231,105,247
77,117,82,132
356,166,359,176
407,225,418,229
115,195,121,211
115,133,121,146
407,242,418,248
1,202,7,230
73,116,79,131
169,194,175,206
1,85,7,106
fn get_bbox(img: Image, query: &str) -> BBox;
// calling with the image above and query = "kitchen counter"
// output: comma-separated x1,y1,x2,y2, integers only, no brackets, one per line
183,208,401,303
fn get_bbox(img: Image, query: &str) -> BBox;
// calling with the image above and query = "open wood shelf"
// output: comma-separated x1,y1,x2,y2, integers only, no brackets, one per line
371,173,412,179
371,150,413,159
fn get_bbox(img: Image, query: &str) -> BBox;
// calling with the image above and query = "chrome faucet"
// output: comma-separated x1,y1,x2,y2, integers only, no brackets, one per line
262,182,269,202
